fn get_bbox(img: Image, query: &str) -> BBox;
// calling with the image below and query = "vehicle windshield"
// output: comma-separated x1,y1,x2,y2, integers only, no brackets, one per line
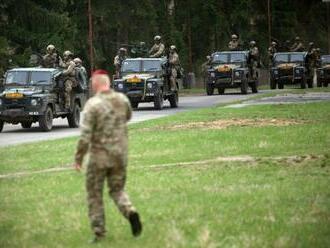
274,54,304,65
321,56,330,65
143,60,162,72
5,71,52,85
274,54,289,64
121,60,141,73
290,54,304,63
212,53,245,64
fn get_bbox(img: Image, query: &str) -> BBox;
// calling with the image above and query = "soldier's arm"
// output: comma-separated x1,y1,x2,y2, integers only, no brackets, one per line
153,44,165,58
74,101,96,164
62,61,75,76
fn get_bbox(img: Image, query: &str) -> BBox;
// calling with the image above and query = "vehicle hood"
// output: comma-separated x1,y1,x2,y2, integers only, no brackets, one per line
1,86,44,97
276,63,300,69
322,64,330,69
122,73,156,81
213,64,241,72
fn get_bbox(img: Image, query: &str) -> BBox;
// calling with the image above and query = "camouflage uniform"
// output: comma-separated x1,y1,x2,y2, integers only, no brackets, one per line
114,48,127,79
60,51,76,109
228,34,240,51
290,37,305,52
75,90,136,237
249,41,260,80
149,35,165,58
43,44,61,68
307,43,317,80
168,46,180,91
268,42,277,67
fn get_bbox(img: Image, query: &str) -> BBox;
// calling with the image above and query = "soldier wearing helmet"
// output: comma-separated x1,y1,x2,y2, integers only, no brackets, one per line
42,44,61,68
290,36,305,52
249,41,260,80
268,41,277,66
131,41,148,58
307,42,317,81
61,50,77,110
74,57,88,88
149,35,165,58
168,45,180,91
114,48,127,79
228,34,241,51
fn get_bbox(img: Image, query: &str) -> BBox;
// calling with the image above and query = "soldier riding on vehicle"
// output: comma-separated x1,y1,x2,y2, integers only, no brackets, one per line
168,45,180,91
228,34,241,51
149,35,165,58
43,44,61,68
290,36,304,52
114,48,127,79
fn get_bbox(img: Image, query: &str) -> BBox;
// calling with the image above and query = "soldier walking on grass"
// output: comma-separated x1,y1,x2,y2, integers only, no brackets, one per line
74,69,142,243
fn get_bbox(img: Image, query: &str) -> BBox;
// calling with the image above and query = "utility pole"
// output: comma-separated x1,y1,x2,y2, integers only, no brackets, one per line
267,0,272,45
88,0,94,75
327,1,330,53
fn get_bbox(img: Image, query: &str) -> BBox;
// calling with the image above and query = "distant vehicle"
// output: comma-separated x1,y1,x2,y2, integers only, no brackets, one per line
112,58,180,110
316,55,330,87
270,52,313,89
0,68,88,132
205,51,258,95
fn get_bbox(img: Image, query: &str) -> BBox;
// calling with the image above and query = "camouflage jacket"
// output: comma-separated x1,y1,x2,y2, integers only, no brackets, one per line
149,43,165,58
43,53,59,68
228,40,240,51
75,90,132,164
169,52,180,68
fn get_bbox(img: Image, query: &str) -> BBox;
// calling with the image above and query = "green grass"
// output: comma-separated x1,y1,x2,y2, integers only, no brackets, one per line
0,99,330,247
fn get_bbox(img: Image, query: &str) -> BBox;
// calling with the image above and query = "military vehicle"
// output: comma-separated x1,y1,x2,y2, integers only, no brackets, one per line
205,51,258,95
0,68,88,132
270,52,313,89
112,58,179,110
316,55,330,87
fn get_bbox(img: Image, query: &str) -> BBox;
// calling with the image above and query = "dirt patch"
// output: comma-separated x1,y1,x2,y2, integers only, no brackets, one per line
144,118,307,131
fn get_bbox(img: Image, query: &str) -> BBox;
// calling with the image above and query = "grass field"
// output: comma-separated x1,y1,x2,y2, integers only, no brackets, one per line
1,95,330,247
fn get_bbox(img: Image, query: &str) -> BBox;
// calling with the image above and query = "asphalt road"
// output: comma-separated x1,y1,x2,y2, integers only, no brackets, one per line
0,92,262,147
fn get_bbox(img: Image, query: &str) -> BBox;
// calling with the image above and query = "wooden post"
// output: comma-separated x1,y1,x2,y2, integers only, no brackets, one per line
268,0,272,45
88,0,94,75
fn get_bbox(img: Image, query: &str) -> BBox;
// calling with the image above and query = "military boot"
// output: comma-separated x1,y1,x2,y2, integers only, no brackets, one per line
128,212,142,237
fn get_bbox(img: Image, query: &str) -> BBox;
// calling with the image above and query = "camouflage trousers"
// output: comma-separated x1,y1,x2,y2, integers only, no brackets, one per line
64,80,72,109
86,151,135,236
170,68,177,91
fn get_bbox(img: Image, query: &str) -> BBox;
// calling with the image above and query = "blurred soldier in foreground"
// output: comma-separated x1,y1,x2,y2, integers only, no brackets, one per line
228,34,241,51
248,41,260,80
114,48,127,79
149,35,165,58
43,44,61,68
131,41,148,58
268,41,277,66
290,36,304,52
74,69,142,243
60,50,77,109
168,45,180,91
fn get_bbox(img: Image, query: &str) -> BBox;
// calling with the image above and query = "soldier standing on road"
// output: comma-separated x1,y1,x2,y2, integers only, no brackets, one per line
168,45,180,91
249,41,260,80
43,44,61,68
74,57,88,89
149,35,165,58
60,50,77,110
114,48,127,79
307,42,317,81
228,34,241,51
290,36,305,52
74,69,142,243
268,41,277,66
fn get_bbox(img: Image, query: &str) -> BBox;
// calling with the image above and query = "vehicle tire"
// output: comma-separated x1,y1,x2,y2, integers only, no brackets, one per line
270,79,277,89
154,90,164,110
39,106,53,132
206,84,214,95
300,78,306,89
251,81,258,93
240,80,248,94
131,101,139,109
67,102,81,128
307,78,313,88
278,82,284,89
218,87,225,95
169,91,179,108
0,120,3,133
21,121,32,129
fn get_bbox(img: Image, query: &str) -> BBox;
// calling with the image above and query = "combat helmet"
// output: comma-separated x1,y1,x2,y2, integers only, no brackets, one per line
154,35,161,41
231,34,238,40
47,44,55,52
170,45,177,51
73,57,82,65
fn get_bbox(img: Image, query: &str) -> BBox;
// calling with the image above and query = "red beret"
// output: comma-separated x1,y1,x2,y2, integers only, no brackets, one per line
92,69,109,76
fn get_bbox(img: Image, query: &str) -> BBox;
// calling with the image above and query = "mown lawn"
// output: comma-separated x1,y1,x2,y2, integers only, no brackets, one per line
0,98,330,247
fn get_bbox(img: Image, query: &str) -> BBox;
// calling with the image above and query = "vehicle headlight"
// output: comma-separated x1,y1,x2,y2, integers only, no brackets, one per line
295,69,301,74
31,99,38,106
210,72,215,78
234,71,240,77
147,82,153,89
118,83,124,89
274,70,278,75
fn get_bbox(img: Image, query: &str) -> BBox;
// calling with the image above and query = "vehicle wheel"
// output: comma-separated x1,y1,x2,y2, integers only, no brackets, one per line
0,120,3,133
307,78,313,88
21,121,32,129
169,91,179,108
206,84,214,95
67,102,81,128
131,101,139,109
278,82,284,89
39,106,53,132
300,78,306,89
251,81,258,93
218,88,225,95
270,79,277,89
240,81,248,94
154,90,164,110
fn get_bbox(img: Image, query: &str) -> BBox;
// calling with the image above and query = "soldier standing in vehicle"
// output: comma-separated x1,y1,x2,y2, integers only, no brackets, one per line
228,34,241,51
74,69,142,243
60,50,77,110
114,48,127,79
249,41,260,80
290,36,305,52
168,45,180,91
149,35,165,58
43,44,61,68
268,41,277,66
131,42,148,58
